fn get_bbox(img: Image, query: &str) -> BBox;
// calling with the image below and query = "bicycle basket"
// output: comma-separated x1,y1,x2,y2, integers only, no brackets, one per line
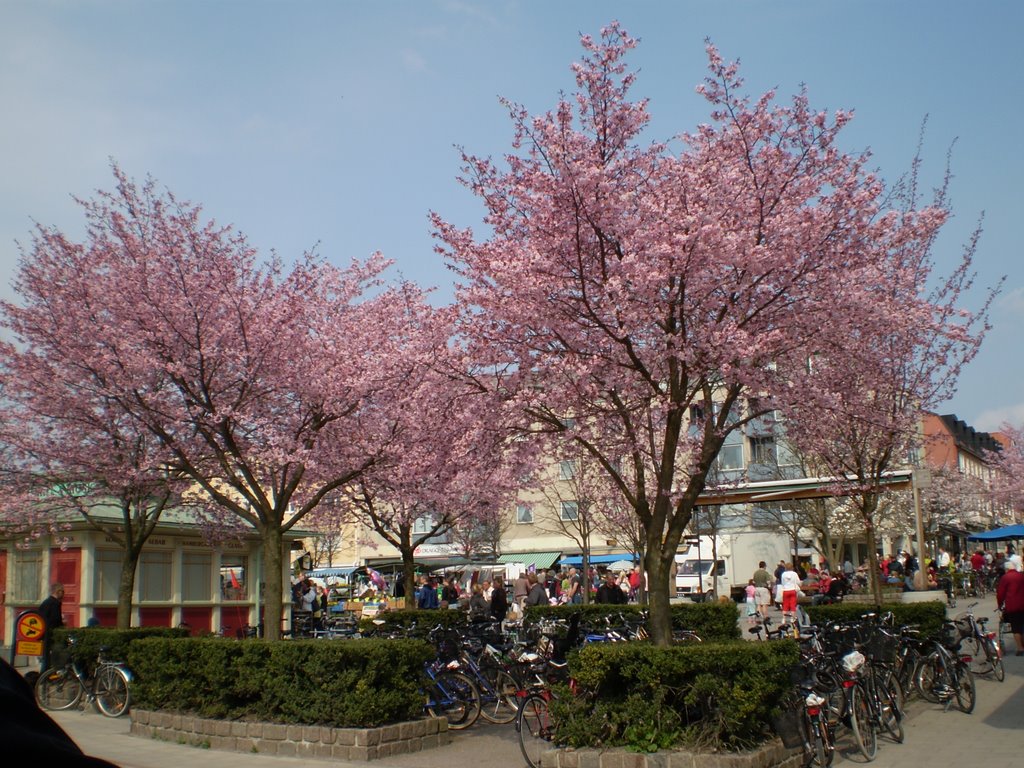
941,623,962,650
952,618,974,641
433,629,462,662
862,630,898,664
770,705,806,749
49,644,71,670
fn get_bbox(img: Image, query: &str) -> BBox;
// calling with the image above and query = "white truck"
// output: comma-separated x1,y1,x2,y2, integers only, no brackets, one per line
674,531,791,602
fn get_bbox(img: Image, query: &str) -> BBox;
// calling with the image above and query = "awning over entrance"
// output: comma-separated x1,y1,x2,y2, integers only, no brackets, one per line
496,551,562,571
307,567,356,579
697,470,913,506
559,553,636,566
967,524,1024,542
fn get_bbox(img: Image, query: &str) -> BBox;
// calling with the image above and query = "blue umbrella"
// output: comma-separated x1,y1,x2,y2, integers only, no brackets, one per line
967,524,1024,541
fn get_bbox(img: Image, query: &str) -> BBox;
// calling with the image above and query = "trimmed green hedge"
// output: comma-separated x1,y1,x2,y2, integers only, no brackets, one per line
805,601,947,639
551,641,800,752
53,627,188,674
126,637,433,727
522,602,741,642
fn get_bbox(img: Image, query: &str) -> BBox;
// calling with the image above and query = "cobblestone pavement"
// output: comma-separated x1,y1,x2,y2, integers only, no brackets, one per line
51,593,1023,768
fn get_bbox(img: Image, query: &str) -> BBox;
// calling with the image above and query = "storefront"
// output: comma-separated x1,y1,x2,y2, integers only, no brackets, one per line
1,509,304,653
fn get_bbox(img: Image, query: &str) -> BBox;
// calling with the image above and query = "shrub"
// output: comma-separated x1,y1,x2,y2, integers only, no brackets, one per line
805,601,947,639
552,641,799,752
126,636,433,727
52,626,188,675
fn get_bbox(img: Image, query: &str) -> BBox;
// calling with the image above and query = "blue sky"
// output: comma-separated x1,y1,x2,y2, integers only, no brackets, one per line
2,0,1021,430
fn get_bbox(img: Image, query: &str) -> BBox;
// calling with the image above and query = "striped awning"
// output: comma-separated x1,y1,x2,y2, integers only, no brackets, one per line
496,551,562,570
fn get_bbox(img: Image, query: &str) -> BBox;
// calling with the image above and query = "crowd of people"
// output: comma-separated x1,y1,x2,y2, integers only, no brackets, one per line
410,564,646,619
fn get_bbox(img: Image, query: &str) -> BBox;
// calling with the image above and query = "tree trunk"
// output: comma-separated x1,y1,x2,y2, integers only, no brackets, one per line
262,524,284,640
402,546,418,611
645,547,673,647
116,547,140,630
862,495,883,606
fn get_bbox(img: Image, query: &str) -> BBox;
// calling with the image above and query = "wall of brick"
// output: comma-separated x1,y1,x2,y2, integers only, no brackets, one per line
129,709,451,761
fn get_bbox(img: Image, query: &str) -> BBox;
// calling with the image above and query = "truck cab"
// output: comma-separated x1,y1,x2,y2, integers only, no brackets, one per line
674,553,729,601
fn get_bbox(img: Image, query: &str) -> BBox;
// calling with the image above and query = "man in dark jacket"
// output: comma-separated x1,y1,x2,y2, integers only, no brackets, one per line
523,573,549,607
490,576,509,621
417,576,439,609
38,583,64,672
595,573,627,604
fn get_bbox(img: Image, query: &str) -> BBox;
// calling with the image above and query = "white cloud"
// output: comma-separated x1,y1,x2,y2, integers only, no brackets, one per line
973,402,1024,432
996,285,1024,316
402,48,429,74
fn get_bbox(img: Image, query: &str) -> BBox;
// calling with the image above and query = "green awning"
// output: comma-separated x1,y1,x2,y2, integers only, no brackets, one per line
496,551,563,570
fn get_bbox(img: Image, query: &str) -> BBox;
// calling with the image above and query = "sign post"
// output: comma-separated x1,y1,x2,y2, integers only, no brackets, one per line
10,610,46,666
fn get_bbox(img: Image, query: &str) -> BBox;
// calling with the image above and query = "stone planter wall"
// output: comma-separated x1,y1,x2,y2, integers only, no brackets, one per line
129,709,450,761
538,740,803,768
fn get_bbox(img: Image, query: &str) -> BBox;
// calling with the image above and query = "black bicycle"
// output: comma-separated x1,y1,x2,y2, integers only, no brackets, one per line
35,635,132,717
914,622,976,714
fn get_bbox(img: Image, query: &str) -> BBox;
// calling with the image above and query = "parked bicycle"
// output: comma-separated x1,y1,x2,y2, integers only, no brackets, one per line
35,635,132,717
953,602,1004,682
914,621,976,713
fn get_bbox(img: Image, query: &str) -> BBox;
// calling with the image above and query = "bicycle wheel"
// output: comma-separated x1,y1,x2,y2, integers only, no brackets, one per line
517,693,554,768
877,676,904,744
954,667,976,714
427,671,481,730
802,711,834,768
848,685,877,762
984,637,1005,682
94,665,131,717
478,668,519,725
914,654,942,703
35,667,84,711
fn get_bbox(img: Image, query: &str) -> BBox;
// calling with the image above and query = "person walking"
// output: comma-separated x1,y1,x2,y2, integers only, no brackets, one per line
773,561,786,607
513,572,530,612
752,561,772,615
38,583,64,672
996,559,1024,656
779,563,801,623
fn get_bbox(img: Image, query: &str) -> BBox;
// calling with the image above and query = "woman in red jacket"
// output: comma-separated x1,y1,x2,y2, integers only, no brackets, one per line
996,561,1024,656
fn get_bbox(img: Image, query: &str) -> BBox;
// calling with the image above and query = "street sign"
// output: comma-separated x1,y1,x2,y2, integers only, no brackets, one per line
14,610,46,658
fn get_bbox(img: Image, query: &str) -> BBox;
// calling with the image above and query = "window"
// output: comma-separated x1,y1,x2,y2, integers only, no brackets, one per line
716,443,744,471
560,501,579,521
139,550,172,601
182,552,212,601
94,550,121,602
220,555,248,601
413,516,435,535
516,504,534,524
750,436,777,465
690,404,705,424
559,460,577,480
13,550,42,602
